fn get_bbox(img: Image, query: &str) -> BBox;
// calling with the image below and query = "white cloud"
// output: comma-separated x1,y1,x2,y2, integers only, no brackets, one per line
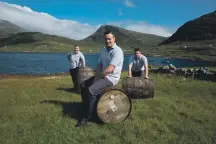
124,0,135,7
0,2,175,39
106,20,174,37
0,2,100,40
118,9,123,16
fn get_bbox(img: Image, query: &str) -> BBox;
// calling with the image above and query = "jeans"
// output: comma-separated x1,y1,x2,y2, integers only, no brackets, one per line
132,70,144,77
80,76,113,120
69,68,78,91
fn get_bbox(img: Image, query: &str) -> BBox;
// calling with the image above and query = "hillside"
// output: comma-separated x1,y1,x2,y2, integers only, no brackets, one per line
0,24,166,53
0,32,100,53
83,25,166,50
160,10,216,44
151,10,216,62
0,19,25,39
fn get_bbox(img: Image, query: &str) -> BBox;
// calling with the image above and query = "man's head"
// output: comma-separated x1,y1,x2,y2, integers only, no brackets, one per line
104,30,115,48
74,45,80,54
134,48,141,58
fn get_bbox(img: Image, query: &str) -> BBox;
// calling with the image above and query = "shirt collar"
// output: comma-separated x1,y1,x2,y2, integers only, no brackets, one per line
106,43,116,51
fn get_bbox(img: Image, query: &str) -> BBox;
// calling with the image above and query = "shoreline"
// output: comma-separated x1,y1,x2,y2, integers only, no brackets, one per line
0,72,71,80
1,51,215,63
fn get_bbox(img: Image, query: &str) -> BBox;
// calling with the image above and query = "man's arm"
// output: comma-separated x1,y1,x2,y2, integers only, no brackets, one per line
97,63,102,72
128,57,133,77
128,64,132,77
80,53,86,67
103,64,115,76
143,57,149,78
97,53,102,72
66,53,71,62
144,63,148,78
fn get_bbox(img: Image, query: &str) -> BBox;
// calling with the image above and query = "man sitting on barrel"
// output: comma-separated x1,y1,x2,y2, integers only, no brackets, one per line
67,45,85,92
128,48,149,79
75,30,124,127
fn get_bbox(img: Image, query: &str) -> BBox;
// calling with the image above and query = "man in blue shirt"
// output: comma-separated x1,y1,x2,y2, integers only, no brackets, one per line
128,48,149,79
67,45,85,92
75,30,124,127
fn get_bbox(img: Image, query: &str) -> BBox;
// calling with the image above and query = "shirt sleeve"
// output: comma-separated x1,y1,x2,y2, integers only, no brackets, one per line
129,56,133,65
142,56,148,65
80,53,85,62
109,49,123,67
66,53,71,62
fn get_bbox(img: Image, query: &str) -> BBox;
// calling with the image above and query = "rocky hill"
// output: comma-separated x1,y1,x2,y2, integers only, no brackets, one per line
160,10,216,45
0,19,25,39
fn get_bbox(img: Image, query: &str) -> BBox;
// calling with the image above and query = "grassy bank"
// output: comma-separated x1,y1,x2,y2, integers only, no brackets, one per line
0,72,216,144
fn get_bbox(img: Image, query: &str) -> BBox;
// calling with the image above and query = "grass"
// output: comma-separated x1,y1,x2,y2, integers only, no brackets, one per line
0,72,216,144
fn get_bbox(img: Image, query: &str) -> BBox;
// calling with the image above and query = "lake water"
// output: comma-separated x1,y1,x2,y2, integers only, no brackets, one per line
0,52,214,75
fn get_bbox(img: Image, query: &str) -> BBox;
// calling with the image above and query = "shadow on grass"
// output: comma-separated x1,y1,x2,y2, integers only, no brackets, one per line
56,87,79,94
40,100,82,121
40,100,103,124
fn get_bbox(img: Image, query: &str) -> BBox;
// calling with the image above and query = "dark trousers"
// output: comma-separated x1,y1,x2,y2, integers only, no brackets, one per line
69,68,78,90
132,71,144,77
80,76,113,120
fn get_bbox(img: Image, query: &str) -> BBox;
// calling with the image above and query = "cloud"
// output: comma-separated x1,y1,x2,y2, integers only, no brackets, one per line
106,20,174,37
0,2,175,40
0,2,100,40
118,9,123,16
124,0,135,7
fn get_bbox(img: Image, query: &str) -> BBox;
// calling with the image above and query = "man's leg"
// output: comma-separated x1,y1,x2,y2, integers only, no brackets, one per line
70,68,76,89
75,77,113,127
86,77,113,120
132,71,142,77
79,76,95,120
73,68,79,91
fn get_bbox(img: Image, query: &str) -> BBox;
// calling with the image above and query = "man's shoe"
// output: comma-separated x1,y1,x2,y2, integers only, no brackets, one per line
75,118,88,128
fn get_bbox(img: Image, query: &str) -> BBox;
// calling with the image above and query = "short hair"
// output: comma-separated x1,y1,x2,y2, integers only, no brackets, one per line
103,30,115,37
134,48,140,52
74,45,79,48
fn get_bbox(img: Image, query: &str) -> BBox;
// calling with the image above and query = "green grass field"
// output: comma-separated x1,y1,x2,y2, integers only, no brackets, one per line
0,72,216,144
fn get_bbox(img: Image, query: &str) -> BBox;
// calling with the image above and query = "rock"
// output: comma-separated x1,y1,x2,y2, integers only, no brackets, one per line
169,70,176,74
176,68,186,76
169,64,177,70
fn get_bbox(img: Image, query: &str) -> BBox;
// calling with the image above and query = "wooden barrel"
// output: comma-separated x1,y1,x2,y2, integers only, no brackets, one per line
122,77,155,99
96,88,132,124
77,66,95,92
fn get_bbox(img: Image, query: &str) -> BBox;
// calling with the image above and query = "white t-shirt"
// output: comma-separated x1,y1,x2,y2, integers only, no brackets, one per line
129,54,148,72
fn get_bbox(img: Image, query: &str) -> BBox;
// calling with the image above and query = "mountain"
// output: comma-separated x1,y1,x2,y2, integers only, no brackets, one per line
0,24,166,53
0,32,85,52
160,10,216,45
0,19,25,39
83,25,166,49
149,10,216,62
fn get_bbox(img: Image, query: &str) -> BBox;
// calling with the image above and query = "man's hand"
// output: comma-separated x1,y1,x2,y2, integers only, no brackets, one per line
144,76,149,79
128,64,132,78
128,72,132,78
103,65,114,76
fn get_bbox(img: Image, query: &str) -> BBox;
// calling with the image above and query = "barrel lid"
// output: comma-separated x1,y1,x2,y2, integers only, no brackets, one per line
96,89,132,124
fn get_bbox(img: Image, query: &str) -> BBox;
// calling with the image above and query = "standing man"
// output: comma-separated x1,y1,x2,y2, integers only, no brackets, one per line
128,48,149,79
75,30,124,127
67,45,85,92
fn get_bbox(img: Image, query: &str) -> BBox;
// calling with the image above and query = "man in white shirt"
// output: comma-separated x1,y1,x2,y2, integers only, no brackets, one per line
67,45,85,92
75,30,124,127
128,48,149,79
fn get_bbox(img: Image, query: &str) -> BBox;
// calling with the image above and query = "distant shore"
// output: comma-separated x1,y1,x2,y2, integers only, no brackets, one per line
0,51,216,63
0,72,70,80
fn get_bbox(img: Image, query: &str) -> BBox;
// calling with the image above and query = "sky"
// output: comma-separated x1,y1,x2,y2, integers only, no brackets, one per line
0,0,215,40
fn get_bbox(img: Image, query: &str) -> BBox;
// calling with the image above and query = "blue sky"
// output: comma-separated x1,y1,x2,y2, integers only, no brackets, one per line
1,0,215,27
0,0,215,39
